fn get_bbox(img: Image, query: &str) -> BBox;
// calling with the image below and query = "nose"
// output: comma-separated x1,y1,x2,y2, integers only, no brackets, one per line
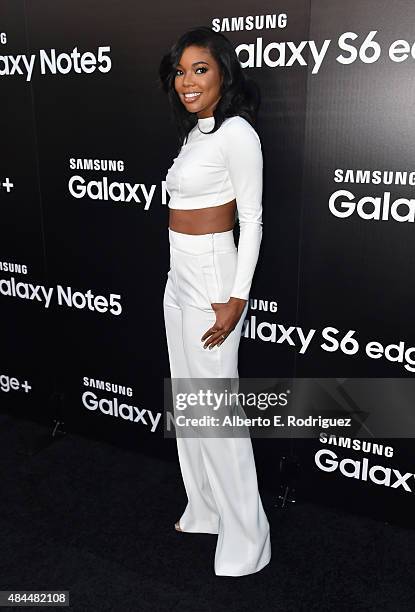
182,70,196,88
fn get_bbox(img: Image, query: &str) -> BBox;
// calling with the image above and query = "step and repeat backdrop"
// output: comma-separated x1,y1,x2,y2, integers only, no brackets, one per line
1,0,415,525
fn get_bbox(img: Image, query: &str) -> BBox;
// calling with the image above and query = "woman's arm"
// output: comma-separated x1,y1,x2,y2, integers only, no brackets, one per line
220,117,263,301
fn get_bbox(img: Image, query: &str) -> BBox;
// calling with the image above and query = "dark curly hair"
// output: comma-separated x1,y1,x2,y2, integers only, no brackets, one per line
159,26,260,149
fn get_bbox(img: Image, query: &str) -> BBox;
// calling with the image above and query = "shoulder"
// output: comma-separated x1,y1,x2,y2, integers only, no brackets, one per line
219,115,261,146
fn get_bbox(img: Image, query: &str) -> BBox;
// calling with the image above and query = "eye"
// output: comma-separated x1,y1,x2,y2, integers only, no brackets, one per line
174,66,208,76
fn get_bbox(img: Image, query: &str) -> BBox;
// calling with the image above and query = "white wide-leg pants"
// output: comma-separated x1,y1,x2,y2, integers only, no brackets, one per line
163,227,271,577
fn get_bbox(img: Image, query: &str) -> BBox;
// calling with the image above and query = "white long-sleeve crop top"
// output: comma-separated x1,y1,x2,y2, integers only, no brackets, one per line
165,114,263,301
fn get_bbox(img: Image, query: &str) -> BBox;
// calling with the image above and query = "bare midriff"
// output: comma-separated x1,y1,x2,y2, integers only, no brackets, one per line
169,199,236,235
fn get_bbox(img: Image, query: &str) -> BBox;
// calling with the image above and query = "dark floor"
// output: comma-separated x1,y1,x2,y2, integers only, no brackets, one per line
0,412,414,612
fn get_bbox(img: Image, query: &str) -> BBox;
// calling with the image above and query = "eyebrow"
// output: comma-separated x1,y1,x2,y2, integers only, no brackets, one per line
175,61,209,68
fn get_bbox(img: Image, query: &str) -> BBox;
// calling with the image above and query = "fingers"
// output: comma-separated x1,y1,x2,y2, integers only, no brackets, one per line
201,327,231,349
200,326,218,342
200,302,238,349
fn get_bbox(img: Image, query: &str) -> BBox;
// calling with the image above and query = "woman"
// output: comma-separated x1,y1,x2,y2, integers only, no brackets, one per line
159,26,271,577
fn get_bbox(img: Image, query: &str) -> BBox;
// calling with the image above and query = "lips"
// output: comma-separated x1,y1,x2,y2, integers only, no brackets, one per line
183,92,202,103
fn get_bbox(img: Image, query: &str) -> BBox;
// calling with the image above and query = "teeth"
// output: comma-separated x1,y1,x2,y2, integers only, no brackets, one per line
185,92,201,98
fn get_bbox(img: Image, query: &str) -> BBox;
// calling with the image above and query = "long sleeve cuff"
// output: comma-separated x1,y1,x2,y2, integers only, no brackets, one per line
230,220,263,301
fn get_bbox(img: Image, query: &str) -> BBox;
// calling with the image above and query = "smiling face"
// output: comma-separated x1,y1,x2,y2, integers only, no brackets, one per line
174,45,224,119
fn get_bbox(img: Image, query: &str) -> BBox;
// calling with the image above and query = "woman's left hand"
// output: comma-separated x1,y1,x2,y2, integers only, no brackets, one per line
201,297,247,349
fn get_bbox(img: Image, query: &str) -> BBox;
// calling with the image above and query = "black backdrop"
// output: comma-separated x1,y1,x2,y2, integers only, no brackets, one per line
1,0,415,526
